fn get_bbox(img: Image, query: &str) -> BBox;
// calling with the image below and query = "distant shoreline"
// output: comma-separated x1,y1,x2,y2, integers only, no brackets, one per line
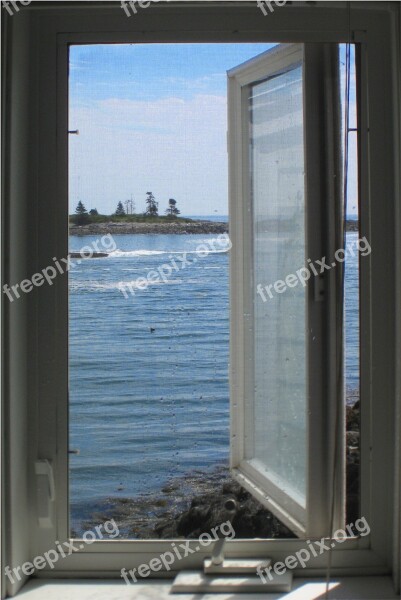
69,219,358,236
69,219,228,236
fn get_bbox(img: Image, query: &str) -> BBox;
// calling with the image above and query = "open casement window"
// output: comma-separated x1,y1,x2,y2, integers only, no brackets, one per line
229,43,345,538
5,4,401,595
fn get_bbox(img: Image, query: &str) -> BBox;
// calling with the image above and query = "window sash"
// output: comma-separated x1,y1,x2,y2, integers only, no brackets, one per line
229,42,344,538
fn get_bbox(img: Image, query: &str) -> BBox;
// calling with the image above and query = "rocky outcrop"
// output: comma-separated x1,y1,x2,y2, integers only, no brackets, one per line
69,252,108,258
155,478,294,540
70,220,356,235
75,466,295,540
69,220,228,236
346,398,360,524
345,220,359,232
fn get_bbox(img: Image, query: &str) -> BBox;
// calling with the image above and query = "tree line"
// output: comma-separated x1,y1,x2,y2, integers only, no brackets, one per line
72,193,180,225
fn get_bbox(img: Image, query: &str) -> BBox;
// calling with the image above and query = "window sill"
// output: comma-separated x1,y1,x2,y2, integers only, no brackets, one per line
15,576,398,599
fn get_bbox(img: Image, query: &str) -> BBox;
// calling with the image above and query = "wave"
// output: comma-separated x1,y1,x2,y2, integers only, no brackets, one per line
107,248,229,258
108,250,167,257
69,279,186,292
117,279,183,289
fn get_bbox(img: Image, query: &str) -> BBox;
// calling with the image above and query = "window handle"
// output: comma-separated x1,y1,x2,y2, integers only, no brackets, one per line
35,460,55,528
211,537,226,565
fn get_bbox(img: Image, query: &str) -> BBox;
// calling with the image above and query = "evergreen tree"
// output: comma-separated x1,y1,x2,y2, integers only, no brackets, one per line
166,198,180,218
115,201,126,216
145,192,158,217
89,208,98,216
73,201,90,225
75,200,88,215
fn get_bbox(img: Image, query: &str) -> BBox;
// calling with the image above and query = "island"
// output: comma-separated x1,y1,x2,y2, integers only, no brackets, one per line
70,218,358,236
69,218,229,236
70,197,228,236
69,196,358,237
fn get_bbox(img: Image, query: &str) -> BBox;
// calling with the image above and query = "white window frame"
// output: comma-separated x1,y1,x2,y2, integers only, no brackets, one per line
228,42,344,539
2,1,401,597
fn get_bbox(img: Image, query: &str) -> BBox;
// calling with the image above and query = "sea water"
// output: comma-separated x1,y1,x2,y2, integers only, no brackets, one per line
69,224,359,526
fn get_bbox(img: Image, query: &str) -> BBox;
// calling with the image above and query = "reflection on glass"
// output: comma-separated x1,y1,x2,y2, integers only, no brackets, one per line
246,64,306,503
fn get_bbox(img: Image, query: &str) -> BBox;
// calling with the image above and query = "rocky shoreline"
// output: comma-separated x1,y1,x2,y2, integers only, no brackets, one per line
69,219,357,237
69,220,228,236
73,465,295,540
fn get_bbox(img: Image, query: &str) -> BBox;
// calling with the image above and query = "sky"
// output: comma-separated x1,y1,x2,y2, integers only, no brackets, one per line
69,43,357,217
69,43,274,217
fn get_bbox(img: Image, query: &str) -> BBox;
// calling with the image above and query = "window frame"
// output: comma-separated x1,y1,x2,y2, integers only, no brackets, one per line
2,1,401,595
228,41,345,540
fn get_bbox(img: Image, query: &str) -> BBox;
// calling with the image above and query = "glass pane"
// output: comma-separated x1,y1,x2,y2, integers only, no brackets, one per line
245,64,306,504
342,44,361,525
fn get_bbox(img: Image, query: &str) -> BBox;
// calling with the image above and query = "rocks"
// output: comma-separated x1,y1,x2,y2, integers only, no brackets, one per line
346,400,360,431
346,397,360,524
151,469,295,539
346,430,359,448
69,252,108,258
345,220,359,232
76,466,295,540
69,221,229,236
160,478,294,540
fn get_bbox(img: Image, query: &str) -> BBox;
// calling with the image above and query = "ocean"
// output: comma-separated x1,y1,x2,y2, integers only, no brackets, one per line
69,220,359,530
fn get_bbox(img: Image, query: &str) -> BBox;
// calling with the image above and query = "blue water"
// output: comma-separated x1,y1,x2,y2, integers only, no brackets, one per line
69,232,230,521
69,227,359,522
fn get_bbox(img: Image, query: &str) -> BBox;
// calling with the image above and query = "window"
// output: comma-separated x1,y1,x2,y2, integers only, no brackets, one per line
229,43,344,538
66,40,356,543
2,2,401,597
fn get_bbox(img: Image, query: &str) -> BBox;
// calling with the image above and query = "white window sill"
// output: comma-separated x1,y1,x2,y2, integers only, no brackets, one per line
15,576,398,599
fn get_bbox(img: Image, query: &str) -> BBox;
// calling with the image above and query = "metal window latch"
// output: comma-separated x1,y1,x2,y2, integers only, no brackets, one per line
35,460,55,528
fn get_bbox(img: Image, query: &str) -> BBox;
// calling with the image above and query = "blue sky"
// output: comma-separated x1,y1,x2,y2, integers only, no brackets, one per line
69,43,357,217
69,43,274,216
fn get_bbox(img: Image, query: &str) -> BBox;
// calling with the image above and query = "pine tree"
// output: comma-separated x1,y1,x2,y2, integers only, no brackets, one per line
75,200,88,215
145,192,158,217
115,201,126,216
73,201,90,225
166,198,180,218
